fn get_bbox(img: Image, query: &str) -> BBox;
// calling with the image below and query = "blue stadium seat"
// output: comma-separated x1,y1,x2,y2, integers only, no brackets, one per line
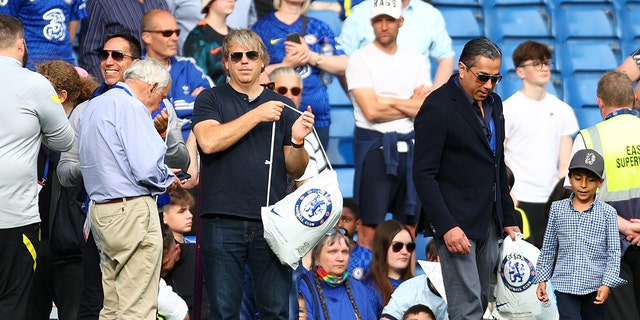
307,9,343,37
438,6,485,38
326,75,351,107
573,107,602,130
555,3,620,41
328,106,355,166
557,42,621,74
335,167,355,198
485,5,553,42
620,1,640,55
485,0,547,6
431,0,480,6
563,73,601,129
415,233,433,262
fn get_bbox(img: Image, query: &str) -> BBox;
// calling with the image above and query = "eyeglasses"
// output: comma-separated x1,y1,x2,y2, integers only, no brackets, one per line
276,86,302,96
326,227,348,236
229,50,260,63
463,64,502,84
143,29,180,37
260,82,275,90
391,241,416,253
519,60,554,70
97,49,137,61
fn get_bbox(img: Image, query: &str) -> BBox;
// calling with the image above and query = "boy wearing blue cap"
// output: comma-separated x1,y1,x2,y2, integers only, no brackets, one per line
535,149,626,319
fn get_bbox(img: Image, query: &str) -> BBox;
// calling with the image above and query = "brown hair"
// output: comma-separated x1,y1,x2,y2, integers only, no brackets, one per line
512,41,552,68
367,220,414,309
168,187,195,208
597,70,634,108
37,60,99,106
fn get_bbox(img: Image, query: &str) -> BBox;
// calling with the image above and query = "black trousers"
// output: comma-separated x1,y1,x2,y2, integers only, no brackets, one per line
26,241,83,320
76,232,103,320
0,223,40,320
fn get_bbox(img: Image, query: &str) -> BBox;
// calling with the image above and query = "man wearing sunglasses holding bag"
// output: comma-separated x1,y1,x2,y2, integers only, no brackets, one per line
345,0,431,251
413,38,520,320
192,29,315,320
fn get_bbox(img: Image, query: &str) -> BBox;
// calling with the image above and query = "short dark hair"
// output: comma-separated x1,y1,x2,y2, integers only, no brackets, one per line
512,41,551,68
459,37,501,68
403,304,436,320
569,168,601,181
0,14,24,50
104,33,142,59
342,198,360,219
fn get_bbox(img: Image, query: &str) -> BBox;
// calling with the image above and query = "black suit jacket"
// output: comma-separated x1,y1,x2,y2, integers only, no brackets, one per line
413,75,517,240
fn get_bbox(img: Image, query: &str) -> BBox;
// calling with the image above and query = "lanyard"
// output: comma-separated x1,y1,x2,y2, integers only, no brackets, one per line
113,84,133,97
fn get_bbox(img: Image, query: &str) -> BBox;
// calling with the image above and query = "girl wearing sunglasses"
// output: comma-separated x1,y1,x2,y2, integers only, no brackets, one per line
363,220,416,318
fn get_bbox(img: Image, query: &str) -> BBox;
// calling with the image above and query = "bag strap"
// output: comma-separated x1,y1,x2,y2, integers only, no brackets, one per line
301,16,308,36
301,272,320,320
264,104,334,206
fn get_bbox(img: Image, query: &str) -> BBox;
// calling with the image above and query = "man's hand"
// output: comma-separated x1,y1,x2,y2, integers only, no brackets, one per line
626,232,640,246
594,285,610,305
536,282,548,302
411,84,432,101
504,226,521,241
191,86,205,97
169,168,187,188
292,106,315,141
443,226,471,255
252,100,285,122
153,108,169,134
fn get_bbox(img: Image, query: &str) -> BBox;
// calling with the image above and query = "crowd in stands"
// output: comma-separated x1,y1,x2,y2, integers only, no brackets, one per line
2,0,640,319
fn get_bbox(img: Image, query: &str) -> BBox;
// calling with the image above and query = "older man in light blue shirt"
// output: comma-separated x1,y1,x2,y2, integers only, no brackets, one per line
338,0,455,89
78,58,176,320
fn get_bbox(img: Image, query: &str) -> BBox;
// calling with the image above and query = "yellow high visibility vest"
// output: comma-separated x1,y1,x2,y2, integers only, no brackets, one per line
579,114,640,202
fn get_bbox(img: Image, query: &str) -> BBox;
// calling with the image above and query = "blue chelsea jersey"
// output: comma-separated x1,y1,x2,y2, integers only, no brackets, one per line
253,13,344,128
0,0,87,70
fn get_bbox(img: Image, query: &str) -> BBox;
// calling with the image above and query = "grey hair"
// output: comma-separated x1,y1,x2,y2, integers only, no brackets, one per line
459,38,502,68
311,230,354,269
124,58,170,89
269,66,303,89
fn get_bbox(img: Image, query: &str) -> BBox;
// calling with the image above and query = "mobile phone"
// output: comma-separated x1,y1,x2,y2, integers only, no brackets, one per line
286,32,301,44
175,171,191,180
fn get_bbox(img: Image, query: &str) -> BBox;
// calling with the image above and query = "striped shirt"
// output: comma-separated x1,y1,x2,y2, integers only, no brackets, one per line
535,195,626,294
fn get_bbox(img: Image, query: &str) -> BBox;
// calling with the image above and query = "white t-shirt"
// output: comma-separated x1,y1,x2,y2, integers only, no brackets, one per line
503,91,579,202
346,43,430,134
158,278,189,320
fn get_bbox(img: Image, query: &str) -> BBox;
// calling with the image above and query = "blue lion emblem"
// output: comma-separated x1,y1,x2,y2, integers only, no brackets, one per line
499,253,535,292
295,189,333,227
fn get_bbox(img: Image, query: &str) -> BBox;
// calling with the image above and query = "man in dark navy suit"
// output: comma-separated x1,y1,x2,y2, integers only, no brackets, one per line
413,37,520,320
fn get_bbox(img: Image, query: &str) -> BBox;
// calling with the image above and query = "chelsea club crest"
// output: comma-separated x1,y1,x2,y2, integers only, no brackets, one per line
295,189,333,227
499,253,535,292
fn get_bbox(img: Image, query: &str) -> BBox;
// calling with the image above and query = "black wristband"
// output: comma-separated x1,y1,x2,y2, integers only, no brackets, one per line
291,138,304,149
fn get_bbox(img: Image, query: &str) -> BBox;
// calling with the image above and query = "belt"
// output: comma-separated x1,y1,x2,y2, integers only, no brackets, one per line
99,195,149,204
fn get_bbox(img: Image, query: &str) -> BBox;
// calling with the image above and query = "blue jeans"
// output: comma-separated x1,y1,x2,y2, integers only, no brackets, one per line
201,216,291,320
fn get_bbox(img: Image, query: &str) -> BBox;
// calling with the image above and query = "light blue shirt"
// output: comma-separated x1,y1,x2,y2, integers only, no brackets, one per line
337,0,454,69
78,82,175,203
380,274,449,320
535,196,626,295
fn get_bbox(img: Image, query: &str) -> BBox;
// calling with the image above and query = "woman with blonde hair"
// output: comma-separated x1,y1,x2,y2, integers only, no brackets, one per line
252,0,348,147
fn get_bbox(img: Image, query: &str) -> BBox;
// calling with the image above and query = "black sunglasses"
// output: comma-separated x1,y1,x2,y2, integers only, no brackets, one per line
463,63,502,84
143,29,180,37
391,241,416,253
97,49,137,61
260,82,275,90
276,86,302,96
229,51,260,63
